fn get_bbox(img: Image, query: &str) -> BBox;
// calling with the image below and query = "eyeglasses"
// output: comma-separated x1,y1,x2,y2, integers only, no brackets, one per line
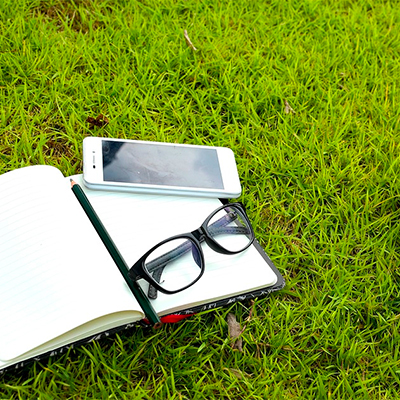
128,203,255,297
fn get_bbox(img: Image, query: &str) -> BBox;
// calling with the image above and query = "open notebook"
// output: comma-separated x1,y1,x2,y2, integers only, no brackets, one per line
0,166,283,372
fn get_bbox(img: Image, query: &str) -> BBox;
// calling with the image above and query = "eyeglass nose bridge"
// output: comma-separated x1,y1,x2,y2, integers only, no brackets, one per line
190,227,206,242
190,227,222,253
190,226,232,255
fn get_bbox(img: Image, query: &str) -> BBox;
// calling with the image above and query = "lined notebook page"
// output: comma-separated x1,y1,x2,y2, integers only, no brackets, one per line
0,166,142,363
76,175,277,316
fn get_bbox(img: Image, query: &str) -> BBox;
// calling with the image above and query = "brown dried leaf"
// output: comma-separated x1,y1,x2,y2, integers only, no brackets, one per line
184,30,197,51
226,368,243,379
86,114,109,129
227,313,243,351
284,100,296,115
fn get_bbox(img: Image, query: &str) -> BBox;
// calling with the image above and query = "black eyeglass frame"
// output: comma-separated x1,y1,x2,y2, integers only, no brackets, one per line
128,202,255,295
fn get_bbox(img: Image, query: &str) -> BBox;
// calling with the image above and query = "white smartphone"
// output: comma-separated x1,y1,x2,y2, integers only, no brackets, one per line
82,137,242,198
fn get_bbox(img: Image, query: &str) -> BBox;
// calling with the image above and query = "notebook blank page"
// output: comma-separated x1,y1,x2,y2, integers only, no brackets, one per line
76,176,277,316
0,166,142,362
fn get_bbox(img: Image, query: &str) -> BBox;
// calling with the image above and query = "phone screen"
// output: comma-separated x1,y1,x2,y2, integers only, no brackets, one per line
102,140,224,189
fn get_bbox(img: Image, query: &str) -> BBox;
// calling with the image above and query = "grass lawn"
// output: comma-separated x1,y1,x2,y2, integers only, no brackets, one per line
1,0,400,398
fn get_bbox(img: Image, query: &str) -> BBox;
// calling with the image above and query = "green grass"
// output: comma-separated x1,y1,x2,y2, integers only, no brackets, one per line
1,0,400,398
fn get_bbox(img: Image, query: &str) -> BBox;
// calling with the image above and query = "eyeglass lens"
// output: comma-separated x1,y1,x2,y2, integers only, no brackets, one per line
207,205,253,252
143,237,202,292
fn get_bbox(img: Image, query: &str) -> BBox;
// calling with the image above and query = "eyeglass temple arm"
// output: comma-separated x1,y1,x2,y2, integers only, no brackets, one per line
147,211,249,299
